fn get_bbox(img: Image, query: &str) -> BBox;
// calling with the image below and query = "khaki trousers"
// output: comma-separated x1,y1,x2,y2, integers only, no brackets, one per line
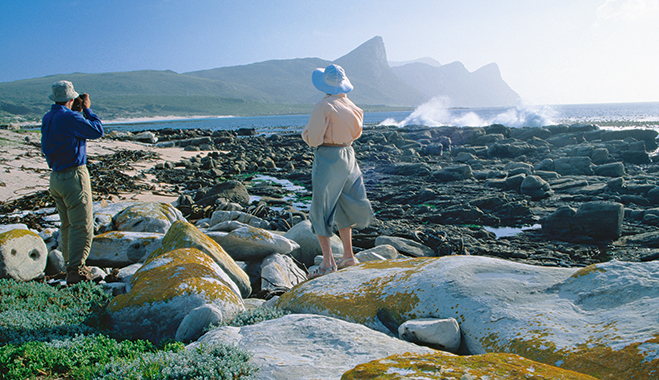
310,146,373,237
49,165,94,271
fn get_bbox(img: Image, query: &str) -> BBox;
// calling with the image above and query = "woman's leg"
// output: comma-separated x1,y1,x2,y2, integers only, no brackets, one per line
338,227,355,262
316,234,337,269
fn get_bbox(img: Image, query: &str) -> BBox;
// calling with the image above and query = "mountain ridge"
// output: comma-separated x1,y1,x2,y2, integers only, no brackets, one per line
0,36,520,123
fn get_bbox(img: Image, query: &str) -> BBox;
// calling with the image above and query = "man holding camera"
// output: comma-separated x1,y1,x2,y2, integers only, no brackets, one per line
41,80,104,285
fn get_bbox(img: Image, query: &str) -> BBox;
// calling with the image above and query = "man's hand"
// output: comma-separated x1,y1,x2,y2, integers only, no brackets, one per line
80,93,91,109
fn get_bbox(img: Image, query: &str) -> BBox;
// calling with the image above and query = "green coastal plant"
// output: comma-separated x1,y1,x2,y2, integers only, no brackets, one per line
0,279,113,345
0,279,259,380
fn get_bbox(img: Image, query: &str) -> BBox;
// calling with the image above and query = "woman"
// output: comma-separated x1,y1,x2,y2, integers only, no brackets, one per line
301,64,374,279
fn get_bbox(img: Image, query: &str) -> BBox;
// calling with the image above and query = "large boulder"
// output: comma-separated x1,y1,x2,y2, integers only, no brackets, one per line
542,201,624,241
147,220,251,298
0,228,48,281
108,247,245,343
88,231,164,267
191,313,436,380
204,226,299,261
93,201,138,233
113,202,186,233
276,256,659,380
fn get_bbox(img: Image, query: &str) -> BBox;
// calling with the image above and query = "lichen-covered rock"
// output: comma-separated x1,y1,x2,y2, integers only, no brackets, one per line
0,228,48,281
93,201,138,233
113,202,185,233
343,352,597,380
108,247,245,342
276,256,659,380
204,226,299,261
147,220,251,298
88,231,164,267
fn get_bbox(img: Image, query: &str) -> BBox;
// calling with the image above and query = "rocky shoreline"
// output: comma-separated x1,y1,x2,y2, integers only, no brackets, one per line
107,123,659,267
4,123,659,269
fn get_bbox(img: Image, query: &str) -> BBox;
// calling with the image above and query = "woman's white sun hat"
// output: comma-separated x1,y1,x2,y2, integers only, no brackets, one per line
49,80,79,102
312,64,354,95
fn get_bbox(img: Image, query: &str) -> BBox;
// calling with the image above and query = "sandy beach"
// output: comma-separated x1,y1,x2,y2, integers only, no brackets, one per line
0,128,200,205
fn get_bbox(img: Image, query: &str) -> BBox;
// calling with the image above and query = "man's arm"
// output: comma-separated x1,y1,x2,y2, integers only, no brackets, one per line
72,93,104,139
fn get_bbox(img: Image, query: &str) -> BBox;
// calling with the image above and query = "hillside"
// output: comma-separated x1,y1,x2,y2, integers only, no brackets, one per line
0,36,520,124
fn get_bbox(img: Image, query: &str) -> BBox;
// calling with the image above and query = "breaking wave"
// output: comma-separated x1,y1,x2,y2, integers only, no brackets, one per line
379,97,556,128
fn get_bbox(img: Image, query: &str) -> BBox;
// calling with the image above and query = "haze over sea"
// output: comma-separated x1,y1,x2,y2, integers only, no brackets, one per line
106,101,659,135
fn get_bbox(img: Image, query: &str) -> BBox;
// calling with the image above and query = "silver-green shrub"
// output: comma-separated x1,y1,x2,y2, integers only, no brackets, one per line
94,343,257,380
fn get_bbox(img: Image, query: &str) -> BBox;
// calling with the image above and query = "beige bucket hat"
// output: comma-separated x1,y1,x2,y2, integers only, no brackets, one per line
49,80,79,102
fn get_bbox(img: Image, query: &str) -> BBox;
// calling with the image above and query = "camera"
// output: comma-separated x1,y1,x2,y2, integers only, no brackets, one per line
72,96,83,112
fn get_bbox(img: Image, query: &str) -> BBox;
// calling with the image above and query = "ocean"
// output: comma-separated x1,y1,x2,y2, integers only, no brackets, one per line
105,101,659,134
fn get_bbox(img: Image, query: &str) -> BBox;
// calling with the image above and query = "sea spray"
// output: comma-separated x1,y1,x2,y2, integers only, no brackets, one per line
379,97,556,128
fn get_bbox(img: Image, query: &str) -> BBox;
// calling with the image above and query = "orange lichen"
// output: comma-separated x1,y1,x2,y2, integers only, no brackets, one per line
569,264,606,278
0,228,39,243
148,220,251,297
481,332,659,379
278,258,440,324
108,247,242,311
342,351,599,379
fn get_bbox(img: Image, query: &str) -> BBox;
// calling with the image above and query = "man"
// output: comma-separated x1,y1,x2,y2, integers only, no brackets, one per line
41,80,104,284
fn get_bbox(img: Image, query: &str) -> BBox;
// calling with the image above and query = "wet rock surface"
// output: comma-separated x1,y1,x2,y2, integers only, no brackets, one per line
5,123,659,268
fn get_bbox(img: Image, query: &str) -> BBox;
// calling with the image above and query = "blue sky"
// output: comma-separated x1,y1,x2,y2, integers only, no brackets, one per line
1,0,657,105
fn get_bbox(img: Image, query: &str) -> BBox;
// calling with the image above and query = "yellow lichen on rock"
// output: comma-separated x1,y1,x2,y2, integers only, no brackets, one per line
0,228,36,242
108,247,242,311
481,332,659,380
342,351,598,380
569,264,606,278
278,258,430,325
148,220,251,298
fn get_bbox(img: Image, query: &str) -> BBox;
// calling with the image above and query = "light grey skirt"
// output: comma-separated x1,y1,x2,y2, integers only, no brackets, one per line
309,145,373,237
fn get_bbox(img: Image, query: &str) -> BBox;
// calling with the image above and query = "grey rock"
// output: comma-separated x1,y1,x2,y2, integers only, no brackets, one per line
399,317,461,353
209,210,270,230
45,249,65,275
205,227,299,261
375,236,434,257
88,231,164,267
594,162,626,177
191,314,434,380
432,164,473,182
284,221,343,268
543,201,623,241
520,175,553,200
175,304,224,343
554,156,593,176
260,253,307,293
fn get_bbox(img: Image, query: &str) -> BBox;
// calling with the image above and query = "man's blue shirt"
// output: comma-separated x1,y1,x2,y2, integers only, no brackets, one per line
41,104,104,172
